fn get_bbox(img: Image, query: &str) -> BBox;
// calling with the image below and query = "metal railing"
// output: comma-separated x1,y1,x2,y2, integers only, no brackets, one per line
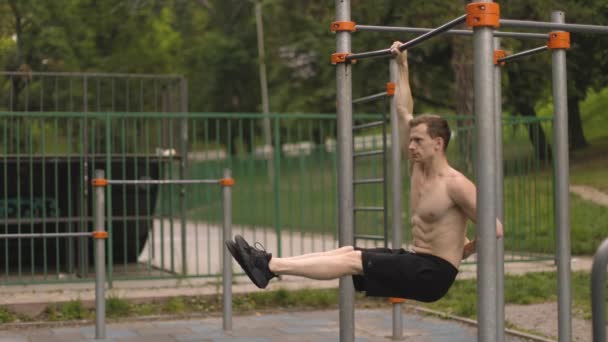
591,238,608,342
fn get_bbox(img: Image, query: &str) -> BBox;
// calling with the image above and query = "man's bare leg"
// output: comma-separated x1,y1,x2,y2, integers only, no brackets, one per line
281,246,354,261
268,249,363,280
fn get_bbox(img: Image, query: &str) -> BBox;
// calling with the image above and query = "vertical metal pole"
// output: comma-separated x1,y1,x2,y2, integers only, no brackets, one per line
472,1,497,341
222,169,233,331
94,169,106,340
255,0,274,182
494,37,505,342
551,10,572,342
591,239,608,342
180,78,189,276
389,59,404,340
335,1,355,341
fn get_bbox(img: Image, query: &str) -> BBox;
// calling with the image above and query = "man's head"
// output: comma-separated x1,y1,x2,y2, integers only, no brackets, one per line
408,114,451,161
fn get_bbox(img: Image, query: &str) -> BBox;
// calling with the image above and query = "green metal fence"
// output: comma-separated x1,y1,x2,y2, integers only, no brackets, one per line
0,110,556,285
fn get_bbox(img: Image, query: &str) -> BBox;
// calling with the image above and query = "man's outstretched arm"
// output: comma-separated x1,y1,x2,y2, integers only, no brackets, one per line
391,42,414,165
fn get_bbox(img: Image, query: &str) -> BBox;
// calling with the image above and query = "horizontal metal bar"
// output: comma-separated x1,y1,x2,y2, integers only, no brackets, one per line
353,121,385,131
354,206,384,211
353,150,384,158
354,234,386,241
500,19,608,34
498,46,548,63
353,178,384,185
356,25,549,39
352,92,387,104
347,14,467,61
0,215,184,225
0,232,91,239
108,179,220,185
0,71,183,79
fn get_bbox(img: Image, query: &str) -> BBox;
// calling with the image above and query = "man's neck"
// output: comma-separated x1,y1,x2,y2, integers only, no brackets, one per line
419,155,449,178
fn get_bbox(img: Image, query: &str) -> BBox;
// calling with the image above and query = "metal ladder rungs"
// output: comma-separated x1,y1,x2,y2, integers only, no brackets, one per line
353,178,384,185
353,150,383,158
354,234,386,241
353,121,384,131
354,206,384,212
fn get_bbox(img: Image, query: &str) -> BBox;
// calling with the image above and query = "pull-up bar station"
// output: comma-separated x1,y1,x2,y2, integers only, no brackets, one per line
332,1,608,342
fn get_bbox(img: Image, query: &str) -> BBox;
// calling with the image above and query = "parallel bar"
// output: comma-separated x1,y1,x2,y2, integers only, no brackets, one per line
353,121,384,130
222,169,233,331
551,11,572,342
501,18,608,34
335,0,356,341
473,1,498,341
498,46,548,64
94,170,106,340
353,178,383,185
591,238,608,342
356,25,550,39
354,234,386,241
354,206,384,211
346,15,467,61
389,58,404,340
107,179,219,185
353,150,383,158
0,232,91,239
494,37,506,342
352,92,387,104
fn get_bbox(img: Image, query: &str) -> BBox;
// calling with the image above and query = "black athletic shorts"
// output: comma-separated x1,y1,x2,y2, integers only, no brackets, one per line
352,247,458,303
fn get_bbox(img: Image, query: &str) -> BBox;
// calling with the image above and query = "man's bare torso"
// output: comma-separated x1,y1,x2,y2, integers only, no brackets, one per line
410,165,469,268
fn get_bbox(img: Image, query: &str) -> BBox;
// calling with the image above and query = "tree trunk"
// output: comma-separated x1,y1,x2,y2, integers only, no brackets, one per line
567,94,588,151
450,36,474,175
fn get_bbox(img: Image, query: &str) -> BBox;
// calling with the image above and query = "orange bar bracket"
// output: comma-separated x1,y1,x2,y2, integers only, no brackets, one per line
389,297,406,304
386,82,396,96
547,31,570,49
219,178,235,187
331,52,356,65
331,21,356,33
466,2,500,28
92,231,108,239
494,50,506,66
91,178,108,187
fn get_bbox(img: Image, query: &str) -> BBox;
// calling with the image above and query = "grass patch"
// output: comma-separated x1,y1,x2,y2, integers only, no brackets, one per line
45,300,91,321
0,306,19,323
425,271,607,320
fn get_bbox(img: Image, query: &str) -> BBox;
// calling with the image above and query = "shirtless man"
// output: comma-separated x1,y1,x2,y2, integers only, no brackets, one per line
226,42,503,302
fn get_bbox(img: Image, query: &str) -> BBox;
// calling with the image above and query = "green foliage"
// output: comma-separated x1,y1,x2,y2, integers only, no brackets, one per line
45,300,90,321
0,306,17,323
106,296,132,318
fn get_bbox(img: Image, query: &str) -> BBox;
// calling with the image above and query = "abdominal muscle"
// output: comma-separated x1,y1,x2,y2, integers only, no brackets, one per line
410,206,468,269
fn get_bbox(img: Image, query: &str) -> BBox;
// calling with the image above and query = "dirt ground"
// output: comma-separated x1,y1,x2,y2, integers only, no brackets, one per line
505,302,596,342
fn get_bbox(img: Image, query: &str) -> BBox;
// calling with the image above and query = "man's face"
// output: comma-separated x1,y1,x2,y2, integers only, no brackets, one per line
408,124,442,162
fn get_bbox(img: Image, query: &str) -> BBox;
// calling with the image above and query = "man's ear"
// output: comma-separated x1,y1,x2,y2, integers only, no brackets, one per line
434,137,444,151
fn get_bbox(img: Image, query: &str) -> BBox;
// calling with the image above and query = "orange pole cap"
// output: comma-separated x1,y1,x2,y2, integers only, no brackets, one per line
331,21,356,33
91,178,108,187
466,2,500,28
331,52,356,65
547,31,570,49
494,50,506,66
389,297,406,304
92,231,108,239
219,178,235,187
386,82,396,96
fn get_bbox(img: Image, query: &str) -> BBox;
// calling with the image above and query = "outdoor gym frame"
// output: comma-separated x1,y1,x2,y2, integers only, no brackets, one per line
0,170,235,339
333,1,608,342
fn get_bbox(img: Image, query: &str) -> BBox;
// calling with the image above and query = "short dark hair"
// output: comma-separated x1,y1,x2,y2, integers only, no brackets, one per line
409,114,451,151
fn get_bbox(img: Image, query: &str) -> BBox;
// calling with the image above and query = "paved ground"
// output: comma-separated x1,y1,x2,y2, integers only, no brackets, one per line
0,308,535,342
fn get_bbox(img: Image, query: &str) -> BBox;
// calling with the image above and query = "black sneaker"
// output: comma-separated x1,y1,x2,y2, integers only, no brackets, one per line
225,240,242,265
234,235,276,288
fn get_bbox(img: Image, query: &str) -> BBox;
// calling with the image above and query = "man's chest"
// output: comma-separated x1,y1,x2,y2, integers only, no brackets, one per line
410,178,454,223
